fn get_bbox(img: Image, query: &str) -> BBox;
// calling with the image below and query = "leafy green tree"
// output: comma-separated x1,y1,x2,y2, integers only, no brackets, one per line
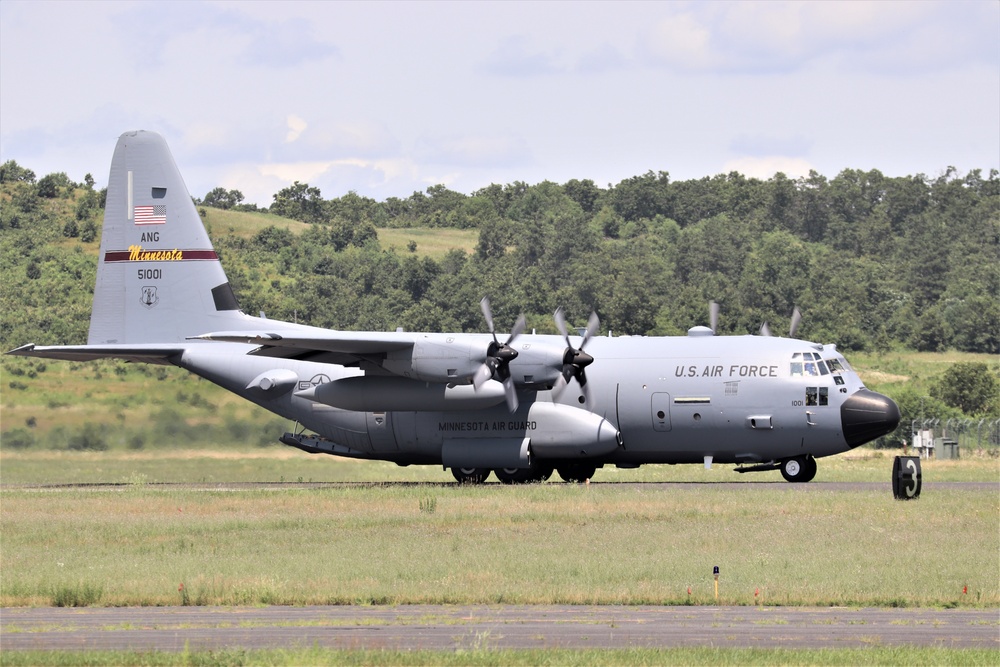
930,362,999,415
0,160,35,183
328,191,378,225
610,170,672,223
202,187,245,210
37,173,70,198
271,181,325,223
252,226,294,252
80,218,99,243
563,178,602,214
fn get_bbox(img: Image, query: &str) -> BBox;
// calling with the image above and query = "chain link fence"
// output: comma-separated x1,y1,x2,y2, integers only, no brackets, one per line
892,418,1000,458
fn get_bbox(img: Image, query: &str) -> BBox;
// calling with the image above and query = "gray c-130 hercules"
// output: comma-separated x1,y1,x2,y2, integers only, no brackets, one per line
8,131,901,484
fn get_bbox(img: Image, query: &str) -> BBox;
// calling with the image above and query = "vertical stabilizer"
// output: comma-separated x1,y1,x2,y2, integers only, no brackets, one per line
88,131,253,344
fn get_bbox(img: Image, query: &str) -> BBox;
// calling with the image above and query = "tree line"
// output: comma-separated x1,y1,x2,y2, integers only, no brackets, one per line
2,160,997,362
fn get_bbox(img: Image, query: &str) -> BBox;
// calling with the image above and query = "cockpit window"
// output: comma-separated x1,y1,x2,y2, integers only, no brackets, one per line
791,352,826,377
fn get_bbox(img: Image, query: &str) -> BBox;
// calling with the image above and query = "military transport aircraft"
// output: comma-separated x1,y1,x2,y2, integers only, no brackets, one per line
8,131,901,484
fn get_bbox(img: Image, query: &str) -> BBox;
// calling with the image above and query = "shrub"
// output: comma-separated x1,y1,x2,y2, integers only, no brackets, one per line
2,428,35,449
67,423,108,451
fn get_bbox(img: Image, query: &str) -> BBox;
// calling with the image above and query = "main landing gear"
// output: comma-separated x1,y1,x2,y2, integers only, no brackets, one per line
451,467,492,484
493,464,553,484
556,464,596,483
451,463,598,484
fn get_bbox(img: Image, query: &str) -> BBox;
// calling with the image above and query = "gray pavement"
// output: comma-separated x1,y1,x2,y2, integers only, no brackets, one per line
2,605,998,651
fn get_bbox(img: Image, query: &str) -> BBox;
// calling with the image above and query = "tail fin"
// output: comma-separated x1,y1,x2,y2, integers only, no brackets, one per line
88,131,254,344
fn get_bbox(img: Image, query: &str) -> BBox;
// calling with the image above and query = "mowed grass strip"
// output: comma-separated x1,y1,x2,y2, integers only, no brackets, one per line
1,647,997,667
2,483,996,608
1,446,997,485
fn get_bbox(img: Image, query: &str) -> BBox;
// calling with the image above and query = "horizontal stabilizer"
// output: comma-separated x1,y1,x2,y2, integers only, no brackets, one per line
6,343,186,364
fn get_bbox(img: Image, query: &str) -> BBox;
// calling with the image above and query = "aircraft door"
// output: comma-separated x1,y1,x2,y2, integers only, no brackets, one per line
366,411,398,453
651,393,671,431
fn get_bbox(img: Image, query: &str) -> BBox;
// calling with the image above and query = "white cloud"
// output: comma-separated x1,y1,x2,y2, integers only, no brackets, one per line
722,156,815,180
286,115,308,143
258,161,336,185
639,1,995,74
415,134,532,168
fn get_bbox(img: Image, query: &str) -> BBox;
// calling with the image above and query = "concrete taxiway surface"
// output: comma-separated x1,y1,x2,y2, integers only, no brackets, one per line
2,605,997,651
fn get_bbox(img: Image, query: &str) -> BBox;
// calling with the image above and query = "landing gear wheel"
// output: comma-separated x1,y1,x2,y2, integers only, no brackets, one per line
494,464,553,484
780,456,816,483
451,467,491,484
557,464,596,483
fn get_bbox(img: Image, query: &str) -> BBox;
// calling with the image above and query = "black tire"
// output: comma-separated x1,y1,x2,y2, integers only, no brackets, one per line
557,464,596,483
780,456,816,483
451,467,491,484
494,464,553,484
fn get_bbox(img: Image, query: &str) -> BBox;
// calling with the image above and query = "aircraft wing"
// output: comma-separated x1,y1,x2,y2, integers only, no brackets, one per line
6,343,186,364
189,330,416,364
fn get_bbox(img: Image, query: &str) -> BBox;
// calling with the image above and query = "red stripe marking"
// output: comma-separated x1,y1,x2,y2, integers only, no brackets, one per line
103,249,219,262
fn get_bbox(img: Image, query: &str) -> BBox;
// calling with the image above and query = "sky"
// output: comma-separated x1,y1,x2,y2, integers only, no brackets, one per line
1,0,998,206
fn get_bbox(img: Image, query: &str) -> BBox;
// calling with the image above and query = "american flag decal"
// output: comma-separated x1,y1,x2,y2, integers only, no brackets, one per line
134,205,167,225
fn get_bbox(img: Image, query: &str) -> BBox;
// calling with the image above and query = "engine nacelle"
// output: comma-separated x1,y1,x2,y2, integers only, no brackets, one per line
381,335,486,383
506,342,567,387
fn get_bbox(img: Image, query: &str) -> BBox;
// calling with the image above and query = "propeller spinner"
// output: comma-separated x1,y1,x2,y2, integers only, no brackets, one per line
473,297,525,412
552,307,600,407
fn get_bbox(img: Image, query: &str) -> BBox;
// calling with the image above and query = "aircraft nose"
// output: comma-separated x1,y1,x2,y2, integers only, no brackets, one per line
841,389,901,448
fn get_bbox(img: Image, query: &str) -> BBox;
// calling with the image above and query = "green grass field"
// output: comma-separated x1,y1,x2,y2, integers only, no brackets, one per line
2,459,997,608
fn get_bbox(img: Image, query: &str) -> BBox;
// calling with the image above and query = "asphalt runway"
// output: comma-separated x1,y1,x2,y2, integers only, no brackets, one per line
2,605,998,651
6,481,998,492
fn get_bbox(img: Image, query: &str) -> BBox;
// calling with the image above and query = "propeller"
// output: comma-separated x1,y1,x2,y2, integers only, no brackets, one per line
552,307,600,406
788,307,802,338
473,297,525,412
709,301,720,334
759,306,802,338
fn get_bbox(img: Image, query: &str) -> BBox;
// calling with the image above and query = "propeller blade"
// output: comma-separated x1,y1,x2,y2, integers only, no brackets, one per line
472,362,493,390
709,301,720,333
760,321,773,337
789,307,802,338
503,376,518,413
583,311,600,345
508,314,526,343
551,373,569,400
554,307,569,341
480,297,495,335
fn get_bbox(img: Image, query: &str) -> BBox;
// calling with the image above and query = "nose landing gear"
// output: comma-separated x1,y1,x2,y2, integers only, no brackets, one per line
780,456,817,483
